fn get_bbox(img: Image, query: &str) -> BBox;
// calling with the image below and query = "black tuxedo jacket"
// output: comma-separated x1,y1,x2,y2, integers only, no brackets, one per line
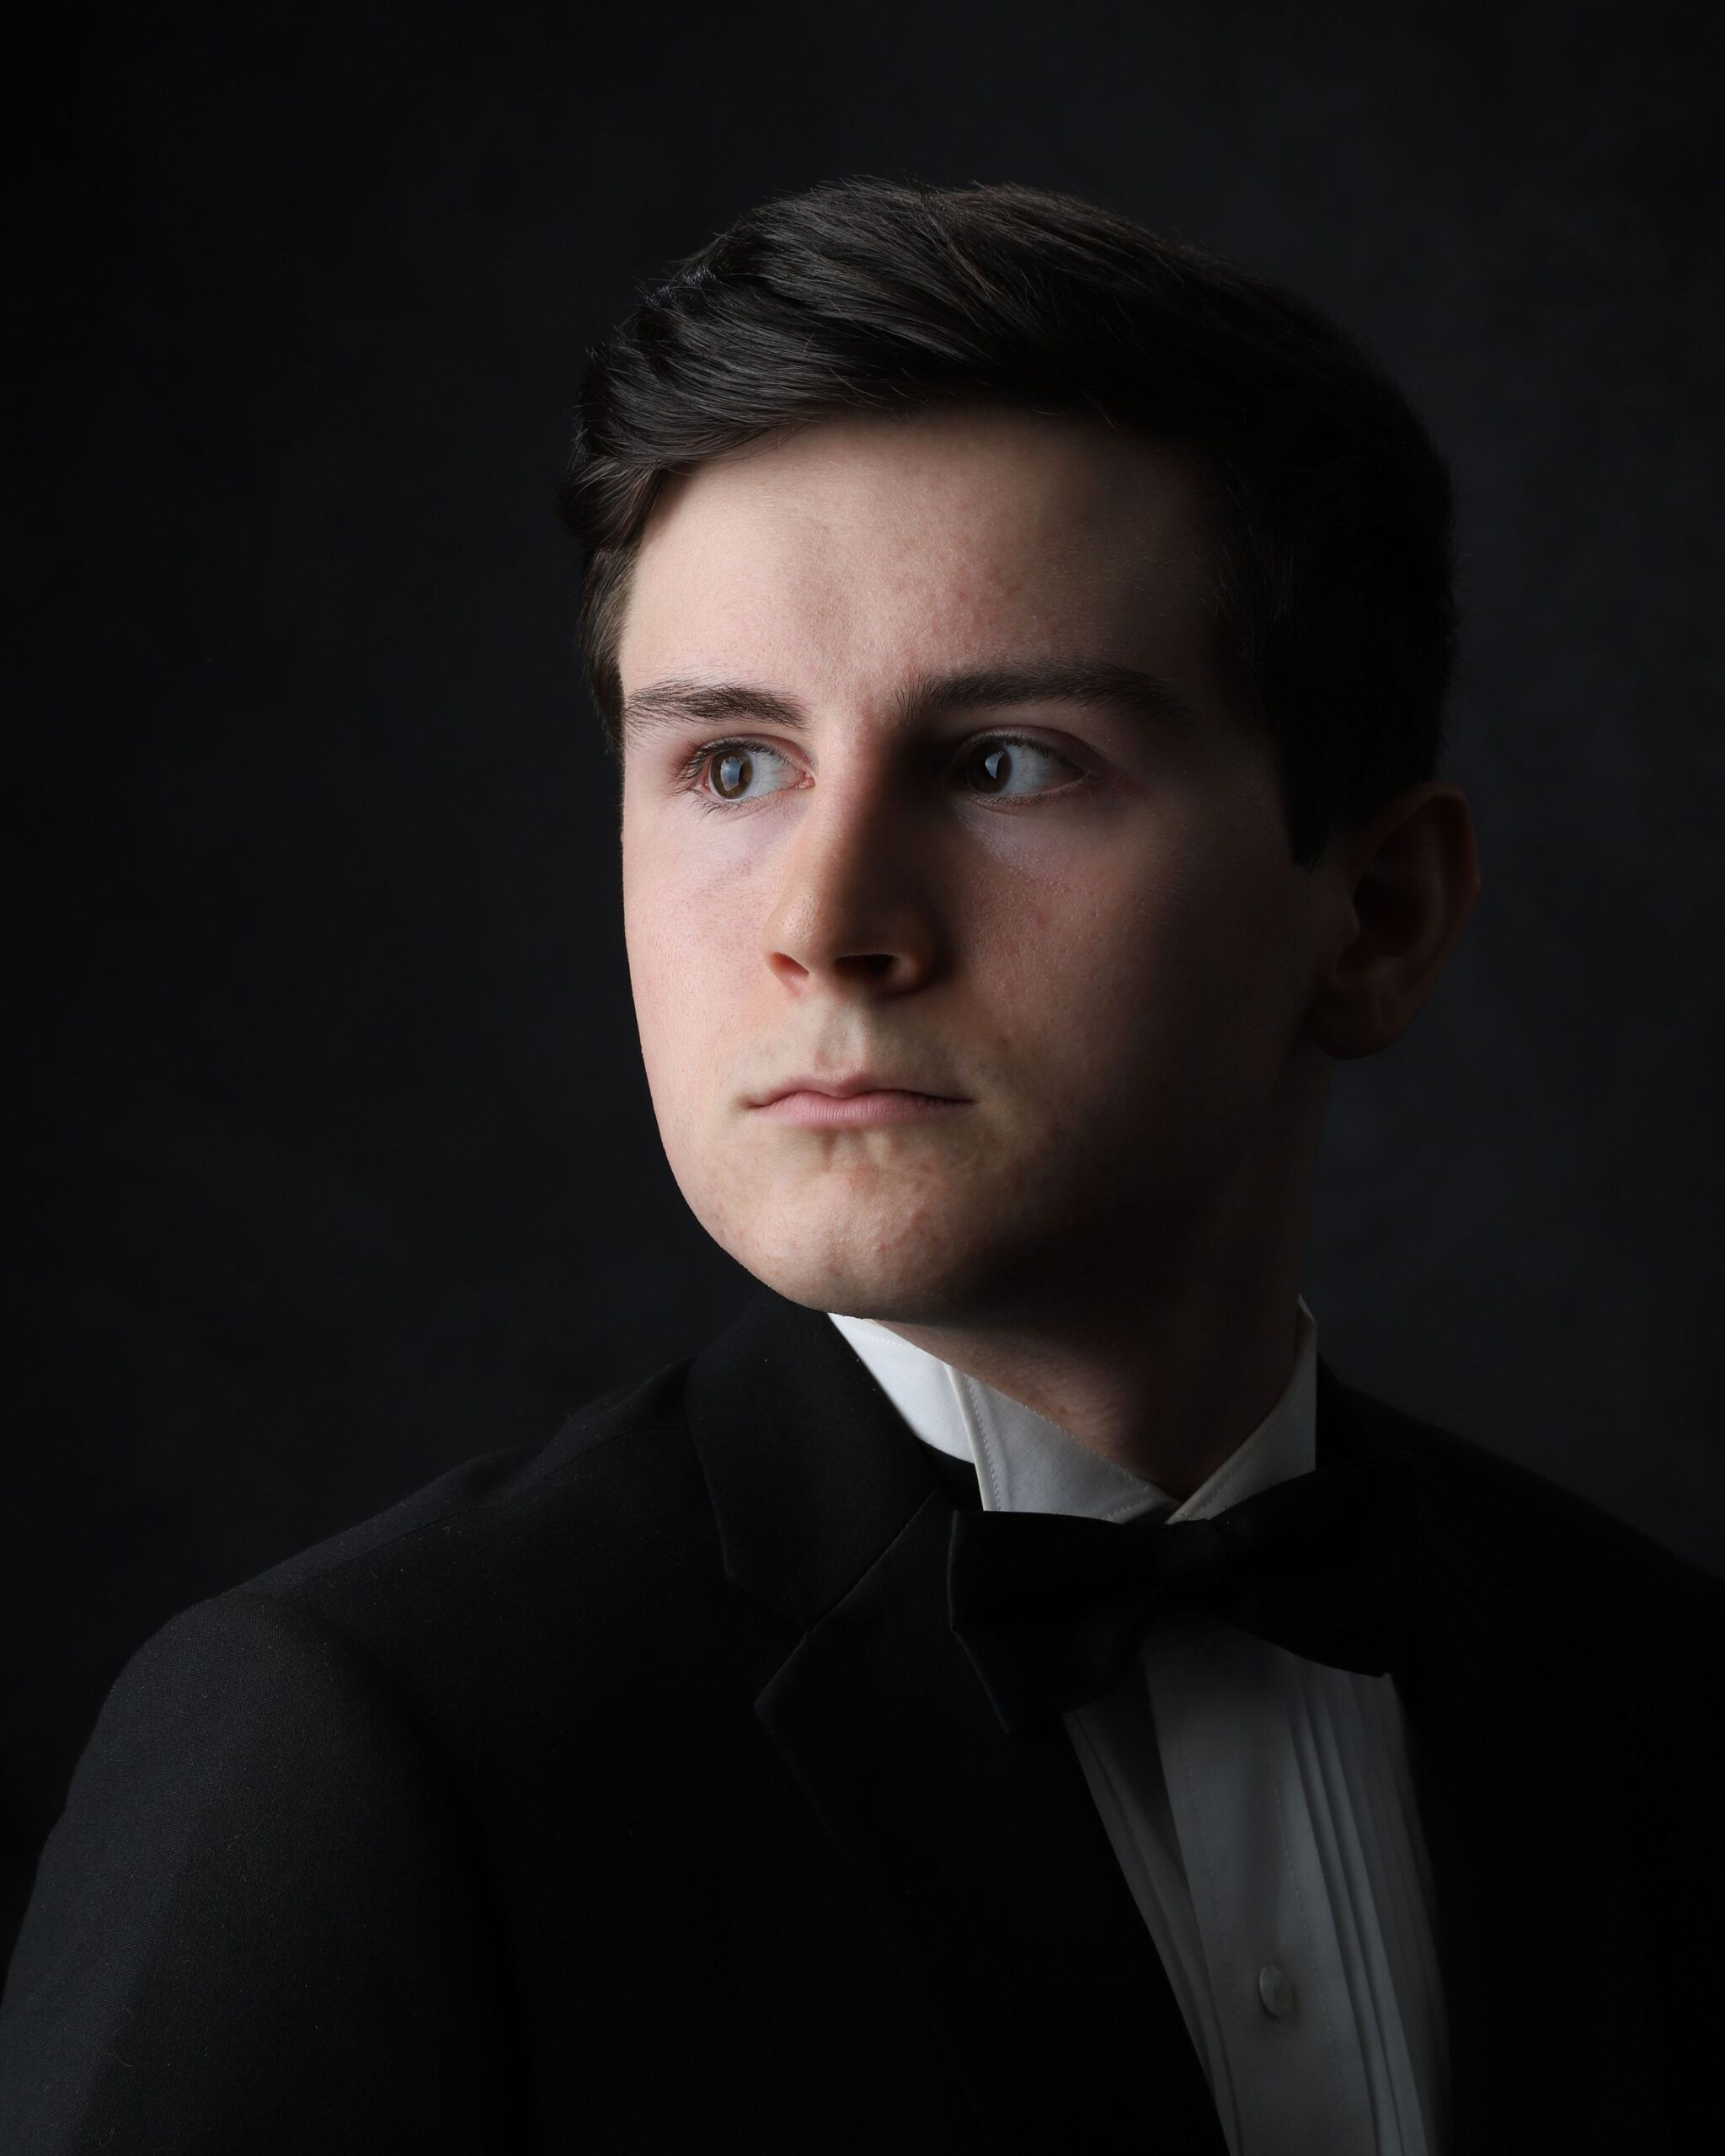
2,1294,1721,2152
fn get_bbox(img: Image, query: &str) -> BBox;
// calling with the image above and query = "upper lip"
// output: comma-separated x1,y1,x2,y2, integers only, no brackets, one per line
750,1072,969,1106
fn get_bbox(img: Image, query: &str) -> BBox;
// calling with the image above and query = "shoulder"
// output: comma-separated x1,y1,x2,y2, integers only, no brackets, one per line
0,1357,766,2137
251,1357,712,1634
0,1554,527,2143
1323,1360,1725,1660
21,1350,721,1870
264,1356,700,1587
56,1353,759,1854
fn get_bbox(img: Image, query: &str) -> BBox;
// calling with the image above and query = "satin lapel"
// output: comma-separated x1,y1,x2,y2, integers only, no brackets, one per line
1317,1366,1658,2153
690,1297,1225,2153
757,1491,1226,2152
684,1292,938,1632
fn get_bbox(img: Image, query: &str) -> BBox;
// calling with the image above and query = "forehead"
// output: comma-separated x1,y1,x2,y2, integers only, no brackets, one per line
617,408,1220,696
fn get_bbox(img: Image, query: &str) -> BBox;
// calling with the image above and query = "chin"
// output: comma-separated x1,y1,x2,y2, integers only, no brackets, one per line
707,1182,1025,1326
749,1254,966,1326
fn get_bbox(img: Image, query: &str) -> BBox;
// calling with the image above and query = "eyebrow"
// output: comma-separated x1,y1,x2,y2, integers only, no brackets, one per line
618,659,1197,746
897,661,1198,729
620,679,809,746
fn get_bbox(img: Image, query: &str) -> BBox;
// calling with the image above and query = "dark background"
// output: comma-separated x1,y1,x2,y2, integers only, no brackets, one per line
6,0,1722,1970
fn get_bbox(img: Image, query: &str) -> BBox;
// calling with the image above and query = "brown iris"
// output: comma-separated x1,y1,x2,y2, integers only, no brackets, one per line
711,750,753,798
967,744,1014,793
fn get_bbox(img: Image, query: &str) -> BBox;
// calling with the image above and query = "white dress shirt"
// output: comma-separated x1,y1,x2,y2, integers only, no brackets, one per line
829,1307,1448,2156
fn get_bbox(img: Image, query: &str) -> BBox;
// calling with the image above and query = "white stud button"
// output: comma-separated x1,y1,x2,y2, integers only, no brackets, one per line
1258,1962,1295,2020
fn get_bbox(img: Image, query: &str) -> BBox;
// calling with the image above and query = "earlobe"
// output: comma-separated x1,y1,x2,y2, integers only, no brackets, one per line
1306,782,1480,1059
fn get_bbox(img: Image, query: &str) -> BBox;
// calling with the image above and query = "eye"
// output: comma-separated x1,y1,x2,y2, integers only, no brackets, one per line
958,737,1078,799
697,742,798,803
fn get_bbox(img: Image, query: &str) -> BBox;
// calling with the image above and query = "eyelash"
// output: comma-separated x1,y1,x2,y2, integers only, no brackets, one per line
961,732,1085,781
676,731,1088,802
676,736,796,805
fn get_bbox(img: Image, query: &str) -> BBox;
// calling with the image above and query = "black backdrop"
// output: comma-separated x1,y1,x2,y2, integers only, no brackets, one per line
6,0,1722,1969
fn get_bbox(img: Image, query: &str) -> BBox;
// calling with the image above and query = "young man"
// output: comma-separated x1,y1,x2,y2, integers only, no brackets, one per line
2,182,1719,2153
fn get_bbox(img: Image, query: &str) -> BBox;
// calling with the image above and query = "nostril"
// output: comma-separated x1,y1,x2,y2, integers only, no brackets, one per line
835,953,896,979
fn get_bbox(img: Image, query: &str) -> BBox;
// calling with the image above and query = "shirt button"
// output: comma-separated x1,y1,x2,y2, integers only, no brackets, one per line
1258,1962,1296,2020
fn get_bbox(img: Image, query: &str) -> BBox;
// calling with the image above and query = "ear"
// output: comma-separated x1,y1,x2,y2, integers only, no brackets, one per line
1306,782,1480,1059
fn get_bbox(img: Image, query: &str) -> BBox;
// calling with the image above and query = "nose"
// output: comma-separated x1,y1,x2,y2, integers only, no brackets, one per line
760,768,941,998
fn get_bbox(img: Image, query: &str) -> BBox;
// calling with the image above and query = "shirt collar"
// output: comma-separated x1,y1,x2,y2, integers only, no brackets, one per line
828,1305,1317,1524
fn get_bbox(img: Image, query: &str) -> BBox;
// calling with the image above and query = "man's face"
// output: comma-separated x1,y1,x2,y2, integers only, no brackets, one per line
617,409,1334,1327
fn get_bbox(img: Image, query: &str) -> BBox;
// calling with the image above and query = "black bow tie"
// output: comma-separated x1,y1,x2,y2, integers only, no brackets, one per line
947,1456,1414,1733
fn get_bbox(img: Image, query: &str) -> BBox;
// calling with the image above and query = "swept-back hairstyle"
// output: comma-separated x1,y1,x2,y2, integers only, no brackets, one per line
561,179,1456,859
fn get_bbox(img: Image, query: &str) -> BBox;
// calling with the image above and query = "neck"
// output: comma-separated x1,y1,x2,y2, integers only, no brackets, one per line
877,1077,1324,1499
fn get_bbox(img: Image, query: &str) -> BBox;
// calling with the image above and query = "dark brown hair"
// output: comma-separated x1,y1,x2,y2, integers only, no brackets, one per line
561,179,1456,859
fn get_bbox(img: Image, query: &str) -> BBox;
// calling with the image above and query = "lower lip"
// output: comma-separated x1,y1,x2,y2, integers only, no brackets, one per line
754,1090,969,1129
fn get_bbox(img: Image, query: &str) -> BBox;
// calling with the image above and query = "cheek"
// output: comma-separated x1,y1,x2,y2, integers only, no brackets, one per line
622,821,696,1080
622,815,762,1101
959,829,1176,1021
968,823,1307,1107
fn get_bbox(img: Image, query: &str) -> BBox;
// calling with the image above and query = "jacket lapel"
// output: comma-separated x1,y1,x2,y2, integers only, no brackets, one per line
1318,1367,1661,2153
687,1297,1226,2153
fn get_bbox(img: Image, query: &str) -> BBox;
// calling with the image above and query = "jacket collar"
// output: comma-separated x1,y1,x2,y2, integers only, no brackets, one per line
683,1292,942,1632
685,1294,1226,2150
